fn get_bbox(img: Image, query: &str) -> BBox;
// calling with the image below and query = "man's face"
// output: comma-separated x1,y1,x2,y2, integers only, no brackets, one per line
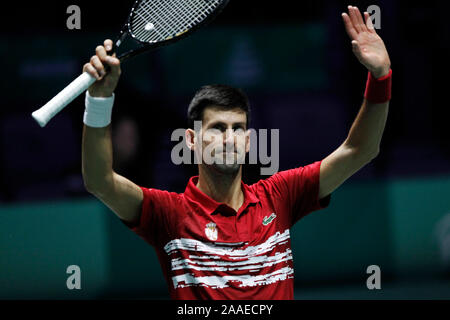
193,106,250,174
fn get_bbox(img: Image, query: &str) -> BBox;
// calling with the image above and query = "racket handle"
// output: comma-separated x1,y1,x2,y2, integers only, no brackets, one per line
31,72,97,127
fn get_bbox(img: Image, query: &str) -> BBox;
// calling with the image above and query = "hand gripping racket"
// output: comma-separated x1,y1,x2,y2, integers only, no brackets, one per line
32,0,229,127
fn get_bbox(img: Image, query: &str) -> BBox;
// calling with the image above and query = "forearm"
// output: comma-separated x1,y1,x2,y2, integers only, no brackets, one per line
344,98,389,157
344,65,392,158
82,125,114,193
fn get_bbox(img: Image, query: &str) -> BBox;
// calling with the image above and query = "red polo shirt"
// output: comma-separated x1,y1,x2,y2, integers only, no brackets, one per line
124,161,330,300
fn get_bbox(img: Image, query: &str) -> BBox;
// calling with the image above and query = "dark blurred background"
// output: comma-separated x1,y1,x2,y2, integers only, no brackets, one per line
1,0,449,299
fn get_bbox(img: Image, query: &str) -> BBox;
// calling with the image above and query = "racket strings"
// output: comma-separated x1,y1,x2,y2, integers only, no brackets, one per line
134,0,210,40
132,2,180,41
133,3,169,38
131,0,222,43
137,0,177,37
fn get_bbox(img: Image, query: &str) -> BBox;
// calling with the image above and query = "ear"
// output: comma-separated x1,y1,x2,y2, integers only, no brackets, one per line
245,129,251,154
185,128,196,151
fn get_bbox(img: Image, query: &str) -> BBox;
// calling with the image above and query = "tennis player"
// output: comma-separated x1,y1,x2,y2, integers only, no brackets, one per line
82,6,392,300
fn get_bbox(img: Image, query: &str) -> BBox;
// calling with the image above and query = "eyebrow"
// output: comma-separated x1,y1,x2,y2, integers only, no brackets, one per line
207,121,246,128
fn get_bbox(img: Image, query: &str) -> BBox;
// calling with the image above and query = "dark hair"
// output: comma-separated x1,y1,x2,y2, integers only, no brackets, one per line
187,84,250,129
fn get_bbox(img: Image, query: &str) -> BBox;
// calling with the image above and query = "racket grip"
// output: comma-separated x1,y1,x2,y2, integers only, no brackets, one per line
32,72,97,127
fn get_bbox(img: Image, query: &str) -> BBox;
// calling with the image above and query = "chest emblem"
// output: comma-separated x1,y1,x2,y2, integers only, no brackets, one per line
262,213,277,226
205,222,218,241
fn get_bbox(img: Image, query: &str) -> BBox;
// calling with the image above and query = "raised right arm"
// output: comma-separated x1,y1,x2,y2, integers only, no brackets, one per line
82,39,143,225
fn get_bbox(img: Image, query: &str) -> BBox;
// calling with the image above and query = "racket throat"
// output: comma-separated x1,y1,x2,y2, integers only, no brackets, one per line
115,31,128,49
107,30,128,59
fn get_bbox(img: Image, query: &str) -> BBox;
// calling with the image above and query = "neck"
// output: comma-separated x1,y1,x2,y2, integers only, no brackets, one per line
196,165,244,212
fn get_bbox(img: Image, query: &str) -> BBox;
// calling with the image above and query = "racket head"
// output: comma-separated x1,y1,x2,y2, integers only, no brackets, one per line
125,0,229,48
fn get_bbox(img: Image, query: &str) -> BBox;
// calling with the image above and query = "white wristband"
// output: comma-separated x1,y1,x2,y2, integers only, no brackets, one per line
83,91,115,128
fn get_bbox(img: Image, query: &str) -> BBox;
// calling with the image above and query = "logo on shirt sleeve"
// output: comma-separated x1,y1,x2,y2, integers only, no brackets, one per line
205,222,218,241
262,213,277,226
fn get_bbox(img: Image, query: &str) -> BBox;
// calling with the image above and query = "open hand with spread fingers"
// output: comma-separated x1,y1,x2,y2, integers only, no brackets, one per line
342,6,391,78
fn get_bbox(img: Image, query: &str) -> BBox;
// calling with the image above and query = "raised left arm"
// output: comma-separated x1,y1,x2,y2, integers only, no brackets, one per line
319,6,392,199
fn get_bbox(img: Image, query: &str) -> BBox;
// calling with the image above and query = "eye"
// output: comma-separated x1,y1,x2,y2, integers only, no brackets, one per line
206,125,223,135
233,126,245,133
212,124,225,131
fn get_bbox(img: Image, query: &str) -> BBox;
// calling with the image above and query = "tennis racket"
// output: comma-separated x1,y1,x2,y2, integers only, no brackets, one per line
32,0,230,127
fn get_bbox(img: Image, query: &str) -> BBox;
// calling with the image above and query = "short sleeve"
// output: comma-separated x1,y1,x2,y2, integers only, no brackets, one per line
121,186,178,247
265,161,331,226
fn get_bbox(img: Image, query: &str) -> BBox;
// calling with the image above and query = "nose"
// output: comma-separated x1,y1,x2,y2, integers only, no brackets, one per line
223,128,236,147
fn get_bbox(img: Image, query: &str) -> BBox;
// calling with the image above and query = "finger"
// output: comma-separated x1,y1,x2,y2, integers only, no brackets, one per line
90,55,106,78
348,6,362,33
353,6,368,32
104,55,121,76
103,39,113,52
342,13,358,40
105,56,120,66
83,63,101,80
96,45,108,61
364,12,376,33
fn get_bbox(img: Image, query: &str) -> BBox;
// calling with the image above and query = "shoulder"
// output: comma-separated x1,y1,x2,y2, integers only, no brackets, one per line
250,161,321,192
140,186,186,210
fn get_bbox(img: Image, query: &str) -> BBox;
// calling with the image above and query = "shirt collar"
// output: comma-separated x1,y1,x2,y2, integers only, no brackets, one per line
184,176,260,215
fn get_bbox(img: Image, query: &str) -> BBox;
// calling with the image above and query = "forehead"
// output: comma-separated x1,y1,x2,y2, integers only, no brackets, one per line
202,106,246,125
